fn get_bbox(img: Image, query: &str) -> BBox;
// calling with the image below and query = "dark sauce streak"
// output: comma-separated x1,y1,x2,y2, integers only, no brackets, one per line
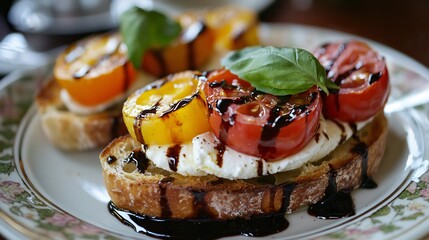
108,202,289,239
125,150,150,173
322,42,348,111
219,114,236,143
352,141,377,189
323,131,329,140
190,190,208,218
325,42,348,75
331,119,347,144
209,178,225,185
72,65,91,79
308,166,355,219
280,183,296,213
182,21,207,69
209,80,239,90
257,159,263,176
315,133,320,143
107,156,117,164
349,122,358,134
134,101,161,144
214,142,225,168
369,72,383,84
258,103,297,157
166,145,182,172
72,41,121,80
158,179,173,219
333,63,362,85
161,92,199,117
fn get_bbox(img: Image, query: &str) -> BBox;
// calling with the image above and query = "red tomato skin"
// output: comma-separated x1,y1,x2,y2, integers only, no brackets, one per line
315,41,390,122
205,69,322,161
323,67,389,122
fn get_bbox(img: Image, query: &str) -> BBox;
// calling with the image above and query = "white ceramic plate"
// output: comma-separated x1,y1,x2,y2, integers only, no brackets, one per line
1,24,429,240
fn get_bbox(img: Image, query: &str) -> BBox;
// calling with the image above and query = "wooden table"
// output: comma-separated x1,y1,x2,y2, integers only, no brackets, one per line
259,0,429,68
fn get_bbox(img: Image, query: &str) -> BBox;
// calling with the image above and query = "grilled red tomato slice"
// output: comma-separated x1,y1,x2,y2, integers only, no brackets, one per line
204,69,322,161
314,41,390,122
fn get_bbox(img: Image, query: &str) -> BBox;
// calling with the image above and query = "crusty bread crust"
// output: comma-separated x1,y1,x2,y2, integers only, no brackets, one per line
36,80,127,151
100,113,387,219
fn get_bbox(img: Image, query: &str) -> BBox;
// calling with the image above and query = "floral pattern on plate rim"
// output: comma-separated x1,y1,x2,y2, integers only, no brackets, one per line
0,39,429,240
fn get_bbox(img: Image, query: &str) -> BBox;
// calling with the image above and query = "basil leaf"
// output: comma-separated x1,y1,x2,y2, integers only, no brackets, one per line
221,46,339,95
120,7,182,68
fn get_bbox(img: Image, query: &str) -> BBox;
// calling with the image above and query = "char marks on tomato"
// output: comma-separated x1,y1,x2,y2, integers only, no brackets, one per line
314,40,390,122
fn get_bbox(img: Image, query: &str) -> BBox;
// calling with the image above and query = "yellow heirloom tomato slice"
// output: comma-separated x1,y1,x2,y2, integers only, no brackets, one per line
141,17,215,77
54,33,136,106
123,71,211,145
204,7,259,50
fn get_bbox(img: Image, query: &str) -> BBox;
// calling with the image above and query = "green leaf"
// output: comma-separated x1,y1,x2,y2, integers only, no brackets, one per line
10,206,22,216
0,140,12,149
221,46,339,96
0,154,13,161
326,232,348,239
37,208,56,219
371,206,391,218
400,212,424,221
379,224,400,233
0,162,14,175
38,222,63,231
371,218,382,224
0,129,15,139
399,189,421,200
120,7,182,68
417,181,427,189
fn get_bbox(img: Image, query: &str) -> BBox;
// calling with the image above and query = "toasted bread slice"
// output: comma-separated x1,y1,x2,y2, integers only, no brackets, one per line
36,79,128,151
100,113,387,219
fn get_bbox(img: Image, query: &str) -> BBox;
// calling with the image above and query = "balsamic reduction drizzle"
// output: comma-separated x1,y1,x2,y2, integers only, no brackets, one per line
182,21,207,69
258,103,303,157
159,179,173,218
107,156,117,164
124,150,150,173
214,142,225,168
352,141,377,189
308,166,355,219
331,119,347,144
190,190,209,217
257,159,264,176
315,133,320,143
369,72,383,84
108,183,295,239
160,92,200,117
108,201,289,240
325,42,348,76
72,40,121,79
166,145,182,172
134,103,160,144
72,65,91,79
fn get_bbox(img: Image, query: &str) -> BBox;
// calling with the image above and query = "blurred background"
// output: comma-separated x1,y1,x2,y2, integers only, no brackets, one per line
0,0,428,78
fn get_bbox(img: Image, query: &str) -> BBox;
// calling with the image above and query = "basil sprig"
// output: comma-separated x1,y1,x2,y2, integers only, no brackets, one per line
120,7,182,68
221,46,339,95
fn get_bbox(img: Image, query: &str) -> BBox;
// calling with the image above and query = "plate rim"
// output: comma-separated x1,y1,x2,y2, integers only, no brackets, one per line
1,23,429,240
